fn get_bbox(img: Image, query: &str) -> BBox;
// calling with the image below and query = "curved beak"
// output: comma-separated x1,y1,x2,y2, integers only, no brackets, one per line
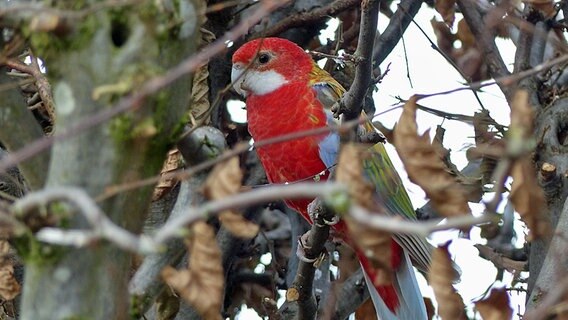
231,63,248,97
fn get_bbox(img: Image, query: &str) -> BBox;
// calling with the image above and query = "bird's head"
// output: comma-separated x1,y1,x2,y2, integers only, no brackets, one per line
231,38,313,97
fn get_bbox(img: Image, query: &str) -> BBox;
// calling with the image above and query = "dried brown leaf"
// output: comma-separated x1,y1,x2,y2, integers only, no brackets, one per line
204,157,259,238
0,240,19,301
435,0,456,27
510,158,549,239
162,221,223,320
337,144,392,285
428,242,466,320
152,149,181,201
189,28,216,126
393,96,471,219
474,288,513,320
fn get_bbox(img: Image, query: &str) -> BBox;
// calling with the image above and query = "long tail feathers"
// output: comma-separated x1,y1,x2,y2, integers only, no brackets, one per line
362,251,428,320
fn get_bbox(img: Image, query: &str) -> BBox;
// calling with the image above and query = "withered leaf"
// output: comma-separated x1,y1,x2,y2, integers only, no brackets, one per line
0,240,19,301
435,0,456,27
393,96,471,219
162,221,223,320
428,242,466,320
337,144,392,285
189,28,216,127
204,157,259,238
474,287,513,320
152,149,181,201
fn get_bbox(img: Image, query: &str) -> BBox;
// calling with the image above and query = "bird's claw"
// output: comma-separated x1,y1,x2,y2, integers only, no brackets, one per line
323,215,340,226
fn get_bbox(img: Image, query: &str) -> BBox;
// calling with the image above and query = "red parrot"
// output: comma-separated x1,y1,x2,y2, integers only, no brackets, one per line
232,37,430,319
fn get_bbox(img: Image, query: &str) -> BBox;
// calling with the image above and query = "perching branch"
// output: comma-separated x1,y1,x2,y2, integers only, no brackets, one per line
284,199,336,319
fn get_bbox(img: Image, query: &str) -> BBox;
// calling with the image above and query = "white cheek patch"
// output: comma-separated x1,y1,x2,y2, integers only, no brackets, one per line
243,70,288,95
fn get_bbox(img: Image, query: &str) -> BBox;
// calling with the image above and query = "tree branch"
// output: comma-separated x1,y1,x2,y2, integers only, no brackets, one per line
337,0,380,122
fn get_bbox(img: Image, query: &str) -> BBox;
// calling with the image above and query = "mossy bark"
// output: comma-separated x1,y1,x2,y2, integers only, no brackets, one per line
20,1,202,319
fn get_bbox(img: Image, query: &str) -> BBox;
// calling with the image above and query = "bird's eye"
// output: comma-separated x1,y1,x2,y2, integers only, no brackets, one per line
258,53,270,64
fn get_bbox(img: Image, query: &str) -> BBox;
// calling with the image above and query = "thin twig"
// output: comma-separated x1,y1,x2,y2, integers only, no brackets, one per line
350,206,499,237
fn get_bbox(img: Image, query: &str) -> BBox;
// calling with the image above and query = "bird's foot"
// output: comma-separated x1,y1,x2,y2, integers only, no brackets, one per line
322,215,340,226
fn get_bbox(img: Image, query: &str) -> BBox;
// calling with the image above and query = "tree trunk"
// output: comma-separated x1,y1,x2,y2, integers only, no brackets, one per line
19,2,202,319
